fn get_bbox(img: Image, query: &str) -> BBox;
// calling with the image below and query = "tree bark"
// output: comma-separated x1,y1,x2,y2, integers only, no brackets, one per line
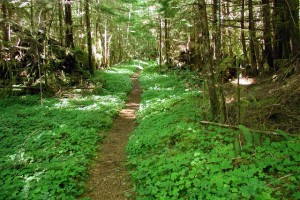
103,20,109,68
262,0,274,70
126,6,132,61
273,0,290,60
248,0,258,74
30,0,34,33
289,0,300,57
58,0,64,46
213,0,221,60
241,0,248,65
159,17,163,67
2,0,10,47
164,18,170,65
85,0,94,73
197,0,220,121
65,0,74,48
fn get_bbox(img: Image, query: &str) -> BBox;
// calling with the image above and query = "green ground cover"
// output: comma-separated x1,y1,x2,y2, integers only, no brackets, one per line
126,64,300,200
0,63,138,199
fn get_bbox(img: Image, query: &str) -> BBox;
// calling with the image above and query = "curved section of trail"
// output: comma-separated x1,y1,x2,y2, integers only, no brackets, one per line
84,71,141,199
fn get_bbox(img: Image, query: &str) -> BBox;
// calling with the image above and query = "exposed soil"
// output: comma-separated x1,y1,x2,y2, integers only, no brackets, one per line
83,72,141,199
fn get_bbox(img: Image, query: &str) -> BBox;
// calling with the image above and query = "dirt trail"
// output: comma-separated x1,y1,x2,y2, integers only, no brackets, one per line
84,72,141,200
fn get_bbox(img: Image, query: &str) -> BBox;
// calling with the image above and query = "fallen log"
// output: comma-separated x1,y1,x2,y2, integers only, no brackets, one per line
199,120,296,138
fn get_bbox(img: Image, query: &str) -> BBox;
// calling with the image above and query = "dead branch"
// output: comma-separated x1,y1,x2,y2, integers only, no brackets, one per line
199,120,296,137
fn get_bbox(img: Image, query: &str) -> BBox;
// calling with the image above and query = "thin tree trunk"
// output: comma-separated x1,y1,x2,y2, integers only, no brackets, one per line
58,0,64,46
241,0,248,65
103,20,108,68
30,0,34,33
197,0,220,121
213,0,226,122
2,0,10,47
262,0,274,70
79,0,85,49
126,6,132,61
159,17,163,67
65,0,74,48
236,58,241,124
225,1,233,56
118,33,123,63
85,0,94,73
213,0,221,60
248,0,258,74
164,18,170,65
289,0,300,57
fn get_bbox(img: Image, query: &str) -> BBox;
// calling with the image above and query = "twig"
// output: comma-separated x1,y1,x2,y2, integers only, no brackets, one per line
266,174,293,186
20,129,41,149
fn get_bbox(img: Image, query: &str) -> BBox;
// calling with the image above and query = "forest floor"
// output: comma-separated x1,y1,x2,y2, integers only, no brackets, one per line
224,71,300,134
83,71,141,199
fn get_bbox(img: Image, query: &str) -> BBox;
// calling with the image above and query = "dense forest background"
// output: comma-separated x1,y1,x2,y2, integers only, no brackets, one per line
1,0,299,131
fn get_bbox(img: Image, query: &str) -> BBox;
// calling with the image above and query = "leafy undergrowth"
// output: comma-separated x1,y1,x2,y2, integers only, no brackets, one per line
0,62,139,199
126,64,300,200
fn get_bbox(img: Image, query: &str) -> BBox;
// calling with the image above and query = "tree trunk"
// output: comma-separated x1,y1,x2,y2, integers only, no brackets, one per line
2,0,10,47
273,0,290,60
65,0,74,48
164,18,170,65
213,0,226,122
30,0,34,33
159,17,163,67
248,0,258,74
197,0,220,121
213,0,221,60
225,1,233,56
58,0,64,46
241,0,248,65
103,20,109,68
126,6,132,61
289,0,300,57
85,0,94,73
262,0,274,70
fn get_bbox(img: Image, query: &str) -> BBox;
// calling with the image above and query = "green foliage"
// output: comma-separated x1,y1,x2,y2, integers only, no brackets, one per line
101,63,138,98
127,66,300,199
0,64,137,199
90,63,139,97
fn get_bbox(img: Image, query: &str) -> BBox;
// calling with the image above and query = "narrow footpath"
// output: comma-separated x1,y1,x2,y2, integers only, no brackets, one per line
84,71,141,199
